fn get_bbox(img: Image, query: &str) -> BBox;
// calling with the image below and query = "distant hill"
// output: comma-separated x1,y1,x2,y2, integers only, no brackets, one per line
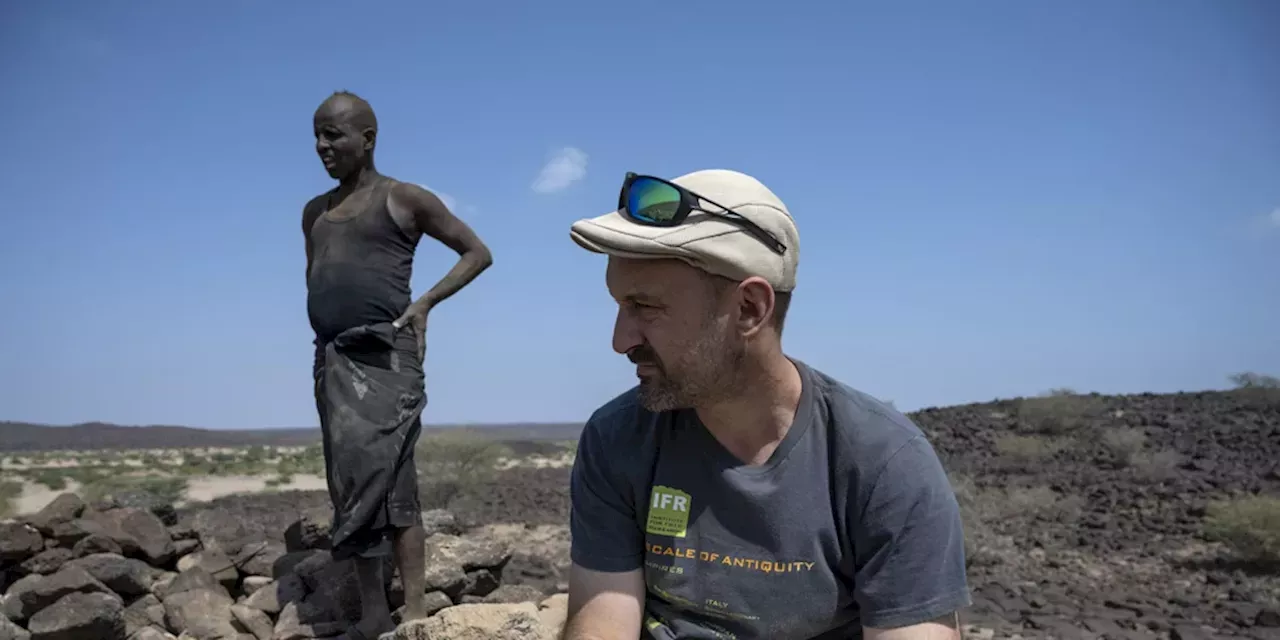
0,421,584,452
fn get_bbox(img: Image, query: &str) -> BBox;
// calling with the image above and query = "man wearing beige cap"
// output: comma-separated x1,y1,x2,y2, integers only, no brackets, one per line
561,169,970,640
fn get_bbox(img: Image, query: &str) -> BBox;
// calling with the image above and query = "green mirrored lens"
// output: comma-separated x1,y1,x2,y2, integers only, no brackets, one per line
627,178,682,223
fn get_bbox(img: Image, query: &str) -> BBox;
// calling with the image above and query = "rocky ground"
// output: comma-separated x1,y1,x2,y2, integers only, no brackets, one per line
0,490,567,639
918,388,1280,640
1,387,1277,639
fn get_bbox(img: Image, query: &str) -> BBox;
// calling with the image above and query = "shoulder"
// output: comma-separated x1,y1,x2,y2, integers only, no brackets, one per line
301,191,333,232
387,180,451,214
302,190,332,216
801,361,938,480
574,386,669,477
579,386,655,447
805,362,925,453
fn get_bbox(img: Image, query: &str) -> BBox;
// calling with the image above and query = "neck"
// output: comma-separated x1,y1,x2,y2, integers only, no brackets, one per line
694,350,802,464
338,164,380,193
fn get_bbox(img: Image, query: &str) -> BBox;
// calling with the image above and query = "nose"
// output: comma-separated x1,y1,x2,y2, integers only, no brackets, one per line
612,307,643,355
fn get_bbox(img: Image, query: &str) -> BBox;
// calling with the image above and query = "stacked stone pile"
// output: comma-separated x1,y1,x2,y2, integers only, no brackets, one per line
0,493,566,640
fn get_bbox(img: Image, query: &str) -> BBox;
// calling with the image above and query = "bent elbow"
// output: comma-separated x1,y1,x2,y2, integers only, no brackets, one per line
471,245,494,271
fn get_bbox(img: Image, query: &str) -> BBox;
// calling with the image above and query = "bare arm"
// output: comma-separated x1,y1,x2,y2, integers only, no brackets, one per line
302,198,324,283
561,564,645,640
865,612,963,640
388,182,493,311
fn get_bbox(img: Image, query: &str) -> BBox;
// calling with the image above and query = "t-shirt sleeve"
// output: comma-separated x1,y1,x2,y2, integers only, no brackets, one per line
852,435,972,629
569,414,646,573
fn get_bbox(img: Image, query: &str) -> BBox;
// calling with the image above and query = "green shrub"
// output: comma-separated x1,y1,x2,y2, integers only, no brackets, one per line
994,434,1065,464
1228,372,1280,389
950,473,1082,568
416,431,511,510
1101,427,1147,467
28,469,70,491
1131,449,1180,483
0,480,22,518
277,445,325,477
1204,495,1280,565
1018,389,1104,435
82,475,188,506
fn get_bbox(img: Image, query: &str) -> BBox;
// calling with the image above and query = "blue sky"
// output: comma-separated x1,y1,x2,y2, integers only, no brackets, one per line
1,0,1277,429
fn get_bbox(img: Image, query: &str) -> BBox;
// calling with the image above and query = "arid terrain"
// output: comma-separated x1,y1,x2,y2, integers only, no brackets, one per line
1,382,1278,639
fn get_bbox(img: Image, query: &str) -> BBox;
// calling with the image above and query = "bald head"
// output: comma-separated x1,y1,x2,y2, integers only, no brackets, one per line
315,90,378,138
313,91,379,180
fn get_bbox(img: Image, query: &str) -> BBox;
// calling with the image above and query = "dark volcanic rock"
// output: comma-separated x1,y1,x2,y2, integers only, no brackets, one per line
46,519,107,548
25,591,125,640
70,534,122,558
23,495,83,537
80,508,174,567
0,525,43,567
64,553,152,597
2,567,116,622
283,515,330,552
178,490,332,553
233,540,287,578
910,388,1280,637
15,550,72,578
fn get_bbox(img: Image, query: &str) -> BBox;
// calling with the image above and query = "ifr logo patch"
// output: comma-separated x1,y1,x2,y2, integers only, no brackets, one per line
646,485,691,538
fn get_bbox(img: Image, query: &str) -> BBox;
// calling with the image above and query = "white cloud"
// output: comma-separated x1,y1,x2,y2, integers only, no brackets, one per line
531,147,588,194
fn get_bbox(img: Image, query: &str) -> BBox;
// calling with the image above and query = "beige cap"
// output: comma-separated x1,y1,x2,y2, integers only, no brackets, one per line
569,169,800,291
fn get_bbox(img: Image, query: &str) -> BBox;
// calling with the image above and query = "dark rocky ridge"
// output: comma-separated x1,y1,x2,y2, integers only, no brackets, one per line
914,388,1280,639
0,422,583,452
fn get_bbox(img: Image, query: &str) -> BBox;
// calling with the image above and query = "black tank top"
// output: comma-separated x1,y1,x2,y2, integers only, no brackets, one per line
306,177,418,343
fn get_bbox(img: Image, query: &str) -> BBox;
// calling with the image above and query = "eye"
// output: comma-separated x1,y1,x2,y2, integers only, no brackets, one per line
628,301,664,319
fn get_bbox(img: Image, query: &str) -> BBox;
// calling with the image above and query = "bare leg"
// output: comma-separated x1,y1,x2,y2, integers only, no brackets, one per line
395,524,428,620
353,557,395,637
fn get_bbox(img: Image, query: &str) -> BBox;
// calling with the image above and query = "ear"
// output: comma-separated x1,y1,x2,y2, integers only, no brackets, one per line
734,277,775,338
362,128,377,152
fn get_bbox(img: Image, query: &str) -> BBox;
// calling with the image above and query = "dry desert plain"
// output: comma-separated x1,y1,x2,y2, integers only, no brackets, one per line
1,382,1278,639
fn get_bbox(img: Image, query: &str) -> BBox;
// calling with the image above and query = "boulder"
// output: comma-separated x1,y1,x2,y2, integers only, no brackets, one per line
65,553,153,597
23,495,84,537
81,508,175,567
15,550,72,578
176,549,239,591
26,591,125,640
161,587,238,639
394,602,547,640
2,568,115,622
0,525,43,567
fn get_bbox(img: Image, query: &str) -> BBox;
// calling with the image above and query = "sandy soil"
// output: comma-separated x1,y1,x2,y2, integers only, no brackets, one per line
494,453,574,470
1,446,311,470
2,440,562,517
2,473,329,516
10,478,86,515
180,474,328,504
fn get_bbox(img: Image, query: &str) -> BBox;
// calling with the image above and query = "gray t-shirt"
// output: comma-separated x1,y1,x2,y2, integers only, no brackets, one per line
569,359,971,639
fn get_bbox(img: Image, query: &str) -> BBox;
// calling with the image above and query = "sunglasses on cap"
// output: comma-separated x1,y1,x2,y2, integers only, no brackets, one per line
618,172,787,255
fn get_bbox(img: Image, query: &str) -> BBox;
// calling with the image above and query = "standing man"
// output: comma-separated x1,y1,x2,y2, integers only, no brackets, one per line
303,90,493,640
562,169,970,639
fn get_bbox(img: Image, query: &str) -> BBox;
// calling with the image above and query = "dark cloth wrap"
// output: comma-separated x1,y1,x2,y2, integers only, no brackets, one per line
313,321,426,560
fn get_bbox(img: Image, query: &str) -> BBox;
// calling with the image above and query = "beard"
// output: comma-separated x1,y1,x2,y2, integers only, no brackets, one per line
631,315,746,413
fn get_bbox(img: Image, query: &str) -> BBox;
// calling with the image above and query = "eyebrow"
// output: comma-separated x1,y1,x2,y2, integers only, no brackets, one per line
619,292,663,305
